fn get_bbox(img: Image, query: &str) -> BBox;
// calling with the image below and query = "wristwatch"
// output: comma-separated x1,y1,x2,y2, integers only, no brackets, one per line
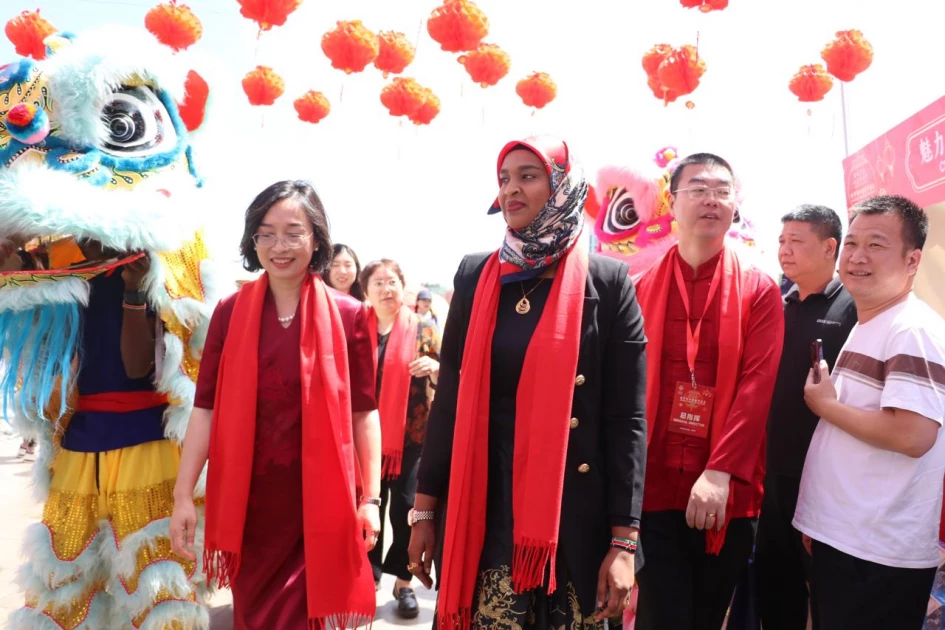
407,508,435,527
360,496,382,507
123,290,147,306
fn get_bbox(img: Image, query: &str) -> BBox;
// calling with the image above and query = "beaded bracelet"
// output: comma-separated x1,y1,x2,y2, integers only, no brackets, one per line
610,536,638,553
122,302,147,311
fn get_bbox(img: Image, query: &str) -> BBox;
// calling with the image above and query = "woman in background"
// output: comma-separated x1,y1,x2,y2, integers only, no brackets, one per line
324,243,365,301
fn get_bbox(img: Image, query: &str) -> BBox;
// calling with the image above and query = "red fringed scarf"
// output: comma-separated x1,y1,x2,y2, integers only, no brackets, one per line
367,304,418,480
437,245,589,630
635,245,750,554
203,273,376,629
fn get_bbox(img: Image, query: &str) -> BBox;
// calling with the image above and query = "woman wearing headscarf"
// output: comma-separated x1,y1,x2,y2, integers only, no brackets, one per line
407,137,648,629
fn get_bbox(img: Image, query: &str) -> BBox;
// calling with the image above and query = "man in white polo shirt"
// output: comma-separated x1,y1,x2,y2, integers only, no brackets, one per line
794,194,945,630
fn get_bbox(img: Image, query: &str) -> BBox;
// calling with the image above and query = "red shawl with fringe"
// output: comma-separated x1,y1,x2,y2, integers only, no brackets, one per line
437,245,588,630
203,273,375,629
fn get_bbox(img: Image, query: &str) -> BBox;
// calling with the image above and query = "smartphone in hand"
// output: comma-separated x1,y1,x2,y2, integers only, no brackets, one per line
810,339,824,384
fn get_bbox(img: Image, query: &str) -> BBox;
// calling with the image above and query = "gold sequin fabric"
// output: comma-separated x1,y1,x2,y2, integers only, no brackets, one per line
132,587,198,628
25,581,107,630
117,536,197,595
157,231,210,385
42,489,100,562
471,565,603,630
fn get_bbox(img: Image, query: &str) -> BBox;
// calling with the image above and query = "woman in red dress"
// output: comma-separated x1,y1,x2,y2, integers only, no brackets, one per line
170,180,382,630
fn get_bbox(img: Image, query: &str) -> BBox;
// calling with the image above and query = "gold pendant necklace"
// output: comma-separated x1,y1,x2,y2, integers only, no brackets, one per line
515,278,546,315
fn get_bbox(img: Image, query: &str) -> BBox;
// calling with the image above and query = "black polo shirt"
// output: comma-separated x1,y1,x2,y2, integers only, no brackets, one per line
766,276,857,478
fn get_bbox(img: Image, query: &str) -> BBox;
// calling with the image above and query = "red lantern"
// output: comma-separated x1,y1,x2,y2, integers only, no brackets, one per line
242,66,285,106
409,88,441,125
821,29,873,82
516,72,557,109
145,1,202,52
237,0,301,31
321,20,379,75
5,10,56,60
427,0,489,53
657,45,706,96
178,70,209,132
294,91,331,124
458,43,510,87
679,0,728,12
642,43,674,77
380,77,427,118
374,31,415,78
789,64,834,102
647,75,679,104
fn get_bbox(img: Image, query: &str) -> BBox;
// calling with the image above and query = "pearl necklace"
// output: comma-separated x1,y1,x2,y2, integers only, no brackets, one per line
278,314,295,324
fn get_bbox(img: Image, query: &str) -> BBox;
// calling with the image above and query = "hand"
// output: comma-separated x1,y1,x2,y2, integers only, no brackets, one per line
358,504,381,551
804,361,837,418
169,498,198,561
121,254,151,290
595,547,635,621
407,520,436,589
408,356,439,379
802,534,812,556
686,469,731,531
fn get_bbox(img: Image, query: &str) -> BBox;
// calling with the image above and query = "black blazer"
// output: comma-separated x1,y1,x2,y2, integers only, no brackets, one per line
417,251,647,616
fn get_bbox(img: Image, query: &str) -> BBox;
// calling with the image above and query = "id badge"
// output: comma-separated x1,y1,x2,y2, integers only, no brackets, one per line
668,382,715,438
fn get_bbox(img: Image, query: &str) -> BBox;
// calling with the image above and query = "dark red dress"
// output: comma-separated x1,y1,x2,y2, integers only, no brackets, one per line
195,285,376,630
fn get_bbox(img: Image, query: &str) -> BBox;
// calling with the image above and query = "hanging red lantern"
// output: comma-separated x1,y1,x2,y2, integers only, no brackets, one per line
374,31,415,78
647,75,679,104
294,90,331,124
426,0,489,53
409,88,441,125
380,77,427,118
788,64,834,102
657,45,706,96
821,29,873,82
242,66,285,106
458,43,510,87
5,10,56,60
237,0,301,32
516,72,557,109
145,1,202,52
321,20,379,75
177,70,209,131
679,0,728,12
642,44,674,78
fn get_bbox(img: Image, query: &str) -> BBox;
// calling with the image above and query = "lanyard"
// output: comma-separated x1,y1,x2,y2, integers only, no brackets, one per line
672,254,723,387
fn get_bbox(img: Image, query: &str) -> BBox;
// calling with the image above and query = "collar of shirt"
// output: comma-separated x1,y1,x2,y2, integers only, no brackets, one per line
784,274,842,304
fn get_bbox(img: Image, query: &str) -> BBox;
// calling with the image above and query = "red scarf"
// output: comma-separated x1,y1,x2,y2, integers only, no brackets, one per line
203,273,375,629
367,304,418,480
438,245,588,630
635,245,750,554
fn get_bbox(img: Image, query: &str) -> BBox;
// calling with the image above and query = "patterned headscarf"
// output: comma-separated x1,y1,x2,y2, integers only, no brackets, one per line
489,136,586,284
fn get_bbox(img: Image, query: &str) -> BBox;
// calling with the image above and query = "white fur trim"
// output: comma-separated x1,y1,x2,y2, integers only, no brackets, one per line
139,600,209,630
0,278,89,312
6,591,110,630
19,521,107,589
0,165,200,253
40,27,190,148
111,561,195,619
15,563,108,622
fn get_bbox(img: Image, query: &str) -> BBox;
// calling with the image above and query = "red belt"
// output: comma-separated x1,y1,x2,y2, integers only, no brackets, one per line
77,391,169,413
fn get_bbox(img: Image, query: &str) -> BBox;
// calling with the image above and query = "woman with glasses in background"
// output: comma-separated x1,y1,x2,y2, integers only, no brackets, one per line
170,180,383,630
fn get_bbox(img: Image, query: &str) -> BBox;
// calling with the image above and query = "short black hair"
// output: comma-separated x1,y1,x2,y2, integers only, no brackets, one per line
669,152,735,193
239,180,333,273
323,243,365,301
850,195,928,251
781,204,843,260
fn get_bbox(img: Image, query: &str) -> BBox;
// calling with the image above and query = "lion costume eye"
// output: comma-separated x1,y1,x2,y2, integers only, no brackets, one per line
602,187,641,236
99,86,177,157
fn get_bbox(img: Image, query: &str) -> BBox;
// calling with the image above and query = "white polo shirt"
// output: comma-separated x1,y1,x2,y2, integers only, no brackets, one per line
793,294,945,569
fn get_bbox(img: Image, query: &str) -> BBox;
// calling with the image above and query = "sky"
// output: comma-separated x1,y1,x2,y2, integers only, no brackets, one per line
2,0,943,285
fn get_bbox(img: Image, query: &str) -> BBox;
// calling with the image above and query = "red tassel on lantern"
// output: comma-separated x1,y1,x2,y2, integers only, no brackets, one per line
821,29,873,82
516,72,557,109
789,64,834,102
409,88,441,125
237,0,301,31
374,31,415,78
380,77,427,118
294,91,331,124
178,70,209,131
242,66,285,106
458,43,510,87
145,1,202,52
5,10,56,60
679,0,728,12
321,20,379,75
657,45,706,95
427,0,489,53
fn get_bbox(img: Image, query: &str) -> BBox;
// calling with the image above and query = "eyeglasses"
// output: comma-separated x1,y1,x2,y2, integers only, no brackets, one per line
252,233,312,249
370,279,401,290
674,186,734,201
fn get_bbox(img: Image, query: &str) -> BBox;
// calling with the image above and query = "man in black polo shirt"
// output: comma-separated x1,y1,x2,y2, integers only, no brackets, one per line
754,204,857,630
